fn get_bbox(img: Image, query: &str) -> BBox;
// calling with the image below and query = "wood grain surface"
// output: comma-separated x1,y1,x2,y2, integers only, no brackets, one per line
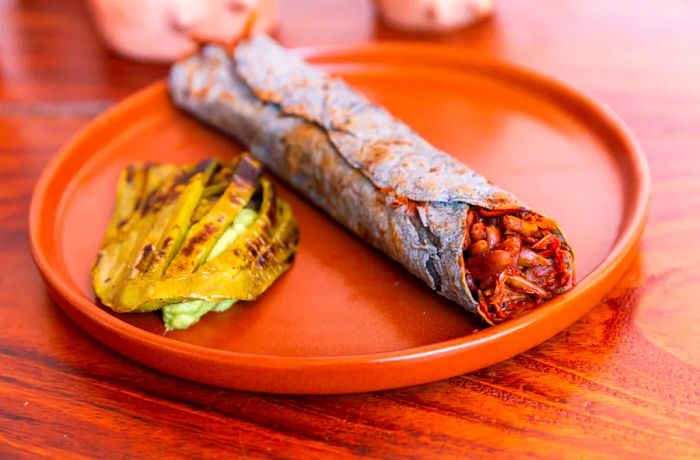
1,0,699,458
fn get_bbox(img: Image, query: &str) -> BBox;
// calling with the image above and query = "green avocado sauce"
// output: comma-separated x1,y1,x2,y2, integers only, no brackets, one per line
162,208,258,331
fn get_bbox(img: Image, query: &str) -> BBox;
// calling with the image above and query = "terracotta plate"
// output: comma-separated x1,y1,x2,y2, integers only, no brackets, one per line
29,43,649,394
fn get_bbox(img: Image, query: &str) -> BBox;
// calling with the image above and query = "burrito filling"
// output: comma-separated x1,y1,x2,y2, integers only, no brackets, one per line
463,207,575,324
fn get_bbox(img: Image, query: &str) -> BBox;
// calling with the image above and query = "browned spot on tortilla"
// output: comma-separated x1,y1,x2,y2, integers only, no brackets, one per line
364,144,392,166
220,91,237,103
376,185,417,211
283,103,314,120
192,82,212,99
253,88,281,103
392,194,417,212
489,191,518,206
283,124,319,174
377,139,411,147
329,108,353,130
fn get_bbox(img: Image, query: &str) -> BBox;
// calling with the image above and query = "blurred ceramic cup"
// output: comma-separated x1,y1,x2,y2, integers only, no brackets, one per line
377,0,493,33
87,0,277,62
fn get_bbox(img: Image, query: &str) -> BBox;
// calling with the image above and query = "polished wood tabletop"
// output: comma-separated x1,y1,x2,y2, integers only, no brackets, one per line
2,0,699,458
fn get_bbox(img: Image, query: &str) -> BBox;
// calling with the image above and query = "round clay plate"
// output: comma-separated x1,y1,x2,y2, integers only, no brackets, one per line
30,43,649,394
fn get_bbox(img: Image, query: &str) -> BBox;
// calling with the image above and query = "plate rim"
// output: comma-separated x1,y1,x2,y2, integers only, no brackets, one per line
28,42,650,393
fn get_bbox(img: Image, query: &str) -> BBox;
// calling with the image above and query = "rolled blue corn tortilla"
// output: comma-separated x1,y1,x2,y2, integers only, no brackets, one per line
168,36,575,325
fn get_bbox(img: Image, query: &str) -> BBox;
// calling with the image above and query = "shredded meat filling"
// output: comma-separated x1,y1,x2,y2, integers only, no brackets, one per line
463,206,575,324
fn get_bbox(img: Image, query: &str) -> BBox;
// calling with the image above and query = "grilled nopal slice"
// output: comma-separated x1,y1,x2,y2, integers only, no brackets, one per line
91,153,299,329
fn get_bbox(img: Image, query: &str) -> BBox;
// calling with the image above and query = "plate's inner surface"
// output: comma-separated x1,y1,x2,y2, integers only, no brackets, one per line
57,61,625,357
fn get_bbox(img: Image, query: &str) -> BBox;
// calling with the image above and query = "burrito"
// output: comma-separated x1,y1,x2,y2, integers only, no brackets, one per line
168,36,575,325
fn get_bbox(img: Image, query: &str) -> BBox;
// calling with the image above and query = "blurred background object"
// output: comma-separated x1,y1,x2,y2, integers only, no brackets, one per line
86,0,277,62
377,0,493,33
83,0,492,63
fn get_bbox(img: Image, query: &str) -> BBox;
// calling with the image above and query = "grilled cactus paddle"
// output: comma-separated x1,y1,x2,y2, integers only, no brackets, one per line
91,153,299,330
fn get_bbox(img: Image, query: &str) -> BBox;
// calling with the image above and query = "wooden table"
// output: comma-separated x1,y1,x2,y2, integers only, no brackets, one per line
2,0,699,458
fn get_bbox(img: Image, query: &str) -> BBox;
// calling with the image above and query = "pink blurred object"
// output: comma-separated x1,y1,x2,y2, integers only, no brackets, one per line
377,0,493,33
87,0,277,62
